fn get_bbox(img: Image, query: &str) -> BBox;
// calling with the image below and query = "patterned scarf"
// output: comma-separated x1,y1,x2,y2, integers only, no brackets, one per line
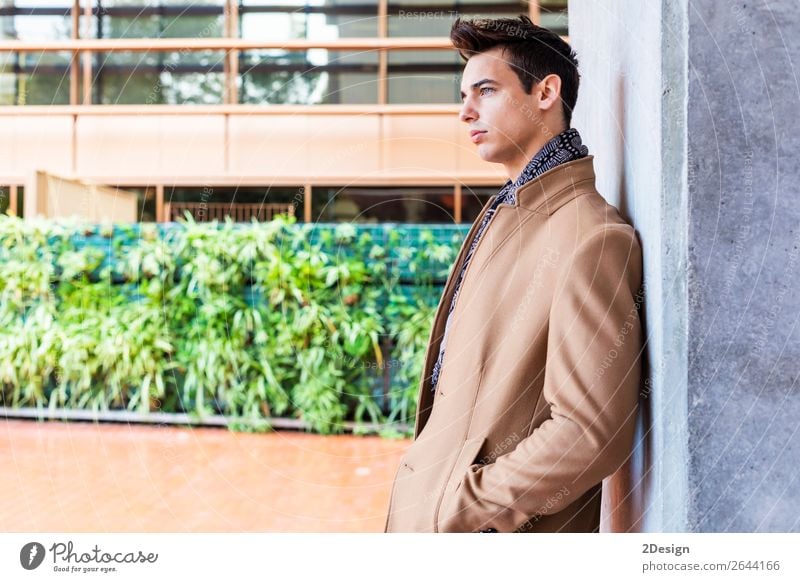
429,127,589,394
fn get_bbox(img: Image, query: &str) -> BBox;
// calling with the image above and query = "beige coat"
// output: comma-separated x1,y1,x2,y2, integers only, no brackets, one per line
383,155,644,533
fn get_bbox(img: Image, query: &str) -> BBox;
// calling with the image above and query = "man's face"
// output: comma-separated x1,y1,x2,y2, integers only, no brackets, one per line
458,46,546,166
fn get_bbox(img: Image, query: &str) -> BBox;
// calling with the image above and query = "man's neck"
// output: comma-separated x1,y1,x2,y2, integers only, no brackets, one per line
505,126,568,183
505,151,542,184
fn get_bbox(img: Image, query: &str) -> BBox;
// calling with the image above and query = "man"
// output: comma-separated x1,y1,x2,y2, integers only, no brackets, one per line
383,14,644,533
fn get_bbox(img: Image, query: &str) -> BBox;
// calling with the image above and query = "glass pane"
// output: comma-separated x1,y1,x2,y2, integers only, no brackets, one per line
98,13,161,40
1,11,73,41
1,185,25,217
388,2,567,37
448,0,524,3
92,0,225,40
17,57,72,104
81,1,225,103
93,50,225,104
12,0,72,6
0,51,13,104
240,48,376,104
239,5,378,105
165,186,299,222
240,1,378,38
0,50,71,105
320,48,378,104
540,0,568,36
0,186,9,215
311,186,455,224
93,51,159,104
79,0,225,52
240,49,326,105
387,11,452,38
388,4,526,37
0,5,74,104
461,185,495,223
166,186,298,203
387,48,460,104
98,2,224,65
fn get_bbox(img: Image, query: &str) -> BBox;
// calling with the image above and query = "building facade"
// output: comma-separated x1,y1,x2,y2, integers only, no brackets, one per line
0,0,568,223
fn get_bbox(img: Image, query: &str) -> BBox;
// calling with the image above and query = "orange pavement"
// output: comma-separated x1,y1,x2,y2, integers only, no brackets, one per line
0,419,410,532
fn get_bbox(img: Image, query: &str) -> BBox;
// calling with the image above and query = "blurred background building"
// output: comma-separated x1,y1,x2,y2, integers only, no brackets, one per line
0,0,568,224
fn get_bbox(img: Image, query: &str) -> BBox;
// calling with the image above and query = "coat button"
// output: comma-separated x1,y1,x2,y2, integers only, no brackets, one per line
479,527,497,533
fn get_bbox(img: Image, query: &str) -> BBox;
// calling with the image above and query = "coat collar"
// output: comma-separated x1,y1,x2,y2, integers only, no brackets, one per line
508,155,597,215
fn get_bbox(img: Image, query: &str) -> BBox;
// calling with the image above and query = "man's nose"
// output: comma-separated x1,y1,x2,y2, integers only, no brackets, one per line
459,98,477,123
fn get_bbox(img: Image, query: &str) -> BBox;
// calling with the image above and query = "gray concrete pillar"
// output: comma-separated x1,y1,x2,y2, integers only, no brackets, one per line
570,0,799,532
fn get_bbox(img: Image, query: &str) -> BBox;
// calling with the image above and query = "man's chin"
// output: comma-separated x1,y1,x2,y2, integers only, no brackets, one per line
476,144,498,162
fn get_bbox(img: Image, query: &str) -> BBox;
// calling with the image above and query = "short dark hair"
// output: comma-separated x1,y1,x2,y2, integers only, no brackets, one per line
450,14,580,127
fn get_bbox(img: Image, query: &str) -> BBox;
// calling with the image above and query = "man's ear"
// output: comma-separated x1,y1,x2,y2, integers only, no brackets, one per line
537,73,562,113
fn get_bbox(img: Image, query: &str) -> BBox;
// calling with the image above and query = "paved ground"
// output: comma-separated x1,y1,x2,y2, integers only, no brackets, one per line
0,419,410,532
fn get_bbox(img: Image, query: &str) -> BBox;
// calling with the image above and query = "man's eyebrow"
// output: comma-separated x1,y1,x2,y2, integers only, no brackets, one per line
459,78,499,99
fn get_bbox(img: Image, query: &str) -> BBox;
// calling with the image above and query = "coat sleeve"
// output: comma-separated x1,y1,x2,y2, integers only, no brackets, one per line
437,225,644,533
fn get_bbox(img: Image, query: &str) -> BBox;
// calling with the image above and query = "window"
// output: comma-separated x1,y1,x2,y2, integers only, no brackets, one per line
164,185,299,222
0,0,73,104
461,185,495,223
0,186,11,214
91,0,226,104
0,186,24,216
239,1,379,104
312,186,456,223
0,1,569,105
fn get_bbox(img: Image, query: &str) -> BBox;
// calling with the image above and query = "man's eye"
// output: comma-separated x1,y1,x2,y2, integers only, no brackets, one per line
480,87,495,96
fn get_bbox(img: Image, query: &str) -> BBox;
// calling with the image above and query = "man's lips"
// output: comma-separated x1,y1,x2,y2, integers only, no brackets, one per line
470,130,487,143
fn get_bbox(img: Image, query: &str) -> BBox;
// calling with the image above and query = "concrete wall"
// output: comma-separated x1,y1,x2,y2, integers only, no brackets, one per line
686,0,800,532
572,0,800,532
570,0,689,533
25,171,138,223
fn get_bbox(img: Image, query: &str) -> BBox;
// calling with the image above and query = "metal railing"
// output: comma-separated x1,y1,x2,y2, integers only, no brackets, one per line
165,201,296,222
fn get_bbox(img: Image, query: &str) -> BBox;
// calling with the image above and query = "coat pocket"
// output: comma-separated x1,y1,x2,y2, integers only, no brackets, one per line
434,435,487,532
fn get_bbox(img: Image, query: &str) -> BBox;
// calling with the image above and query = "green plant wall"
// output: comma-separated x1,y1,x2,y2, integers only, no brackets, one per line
0,214,469,437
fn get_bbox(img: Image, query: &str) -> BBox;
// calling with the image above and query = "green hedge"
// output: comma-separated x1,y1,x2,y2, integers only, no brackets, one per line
0,213,469,436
